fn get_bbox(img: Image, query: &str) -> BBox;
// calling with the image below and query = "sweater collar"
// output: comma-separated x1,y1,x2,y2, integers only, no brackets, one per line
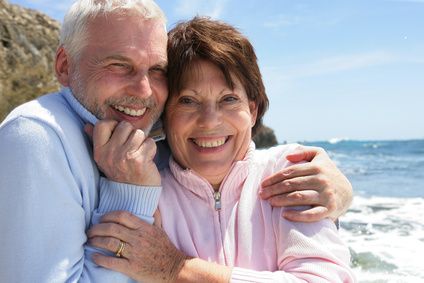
168,142,256,202
60,87,163,133
61,87,98,125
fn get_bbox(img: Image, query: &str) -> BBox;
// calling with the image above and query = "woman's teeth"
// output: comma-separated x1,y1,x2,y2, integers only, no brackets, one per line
113,105,146,117
193,138,226,148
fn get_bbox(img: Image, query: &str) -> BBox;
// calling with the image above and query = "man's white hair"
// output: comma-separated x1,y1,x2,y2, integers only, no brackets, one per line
60,0,167,60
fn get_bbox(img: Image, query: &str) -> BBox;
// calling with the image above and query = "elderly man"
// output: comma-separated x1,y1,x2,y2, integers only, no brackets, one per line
0,0,352,282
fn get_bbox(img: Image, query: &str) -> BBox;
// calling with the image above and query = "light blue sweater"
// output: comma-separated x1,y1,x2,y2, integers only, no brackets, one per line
0,88,164,282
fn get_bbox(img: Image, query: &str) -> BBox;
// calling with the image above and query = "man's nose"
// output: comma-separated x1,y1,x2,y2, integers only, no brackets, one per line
127,72,153,98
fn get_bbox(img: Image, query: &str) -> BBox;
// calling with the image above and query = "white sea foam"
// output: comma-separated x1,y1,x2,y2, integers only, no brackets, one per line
328,137,349,144
340,196,424,282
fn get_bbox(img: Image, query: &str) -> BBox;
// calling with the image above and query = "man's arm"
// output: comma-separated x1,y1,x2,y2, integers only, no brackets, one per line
259,145,353,222
0,117,138,282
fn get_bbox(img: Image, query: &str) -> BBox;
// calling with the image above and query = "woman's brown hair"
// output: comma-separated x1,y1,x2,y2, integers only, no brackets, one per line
167,17,269,136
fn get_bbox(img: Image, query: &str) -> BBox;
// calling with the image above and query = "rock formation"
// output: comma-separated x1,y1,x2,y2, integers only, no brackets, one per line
253,125,279,148
0,0,60,121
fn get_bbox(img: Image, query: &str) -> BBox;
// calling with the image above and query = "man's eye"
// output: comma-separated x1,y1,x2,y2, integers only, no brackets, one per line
149,68,167,80
150,67,167,75
108,63,130,71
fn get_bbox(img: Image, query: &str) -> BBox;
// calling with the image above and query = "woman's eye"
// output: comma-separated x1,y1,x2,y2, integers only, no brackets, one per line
178,96,197,105
222,96,238,103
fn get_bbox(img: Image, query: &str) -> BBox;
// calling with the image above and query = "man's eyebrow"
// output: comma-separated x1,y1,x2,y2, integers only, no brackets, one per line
98,55,132,63
152,60,168,70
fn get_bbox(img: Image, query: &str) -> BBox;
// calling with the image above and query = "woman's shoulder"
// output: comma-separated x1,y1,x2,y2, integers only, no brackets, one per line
252,143,301,168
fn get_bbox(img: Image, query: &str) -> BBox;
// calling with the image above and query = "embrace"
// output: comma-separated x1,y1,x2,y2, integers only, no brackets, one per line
0,0,355,282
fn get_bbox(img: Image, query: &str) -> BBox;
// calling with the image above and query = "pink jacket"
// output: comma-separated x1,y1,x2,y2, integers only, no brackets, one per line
159,143,356,282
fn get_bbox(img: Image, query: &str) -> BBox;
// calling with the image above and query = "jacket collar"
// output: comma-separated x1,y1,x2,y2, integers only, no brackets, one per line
168,142,256,202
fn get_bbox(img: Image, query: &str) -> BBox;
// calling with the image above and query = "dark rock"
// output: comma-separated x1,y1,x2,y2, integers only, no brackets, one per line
253,124,279,148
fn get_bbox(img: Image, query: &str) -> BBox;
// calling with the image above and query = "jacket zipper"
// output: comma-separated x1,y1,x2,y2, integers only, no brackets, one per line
213,191,221,211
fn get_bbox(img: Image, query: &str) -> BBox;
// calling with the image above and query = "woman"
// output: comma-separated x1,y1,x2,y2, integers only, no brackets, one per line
88,17,355,282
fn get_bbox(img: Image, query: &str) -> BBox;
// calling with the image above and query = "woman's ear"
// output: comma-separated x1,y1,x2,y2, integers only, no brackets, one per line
249,101,258,128
55,46,71,87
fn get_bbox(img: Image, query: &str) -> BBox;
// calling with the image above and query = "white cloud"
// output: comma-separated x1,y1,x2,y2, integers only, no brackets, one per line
174,0,228,18
264,51,399,81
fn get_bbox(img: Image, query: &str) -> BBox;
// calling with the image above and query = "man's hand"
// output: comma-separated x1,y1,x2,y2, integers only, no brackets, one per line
87,211,187,283
259,145,353,222
85,120,160,186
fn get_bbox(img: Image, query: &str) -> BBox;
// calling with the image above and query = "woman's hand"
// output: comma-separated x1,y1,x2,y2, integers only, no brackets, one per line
87,211,187,283
85,120,160,186
259,146,353,222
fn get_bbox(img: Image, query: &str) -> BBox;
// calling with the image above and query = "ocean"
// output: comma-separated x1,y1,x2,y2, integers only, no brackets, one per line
302,139,424,282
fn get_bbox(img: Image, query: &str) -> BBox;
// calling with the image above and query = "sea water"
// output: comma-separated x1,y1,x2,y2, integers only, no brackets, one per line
303,139,424,282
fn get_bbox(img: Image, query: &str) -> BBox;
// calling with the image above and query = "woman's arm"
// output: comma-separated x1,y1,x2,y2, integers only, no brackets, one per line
88,210,355,283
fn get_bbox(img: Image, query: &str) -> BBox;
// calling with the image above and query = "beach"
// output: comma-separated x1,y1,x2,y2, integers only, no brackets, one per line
304,139,424,282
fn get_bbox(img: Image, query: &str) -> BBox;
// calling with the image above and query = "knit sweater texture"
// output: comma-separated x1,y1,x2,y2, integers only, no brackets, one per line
0,88,162,282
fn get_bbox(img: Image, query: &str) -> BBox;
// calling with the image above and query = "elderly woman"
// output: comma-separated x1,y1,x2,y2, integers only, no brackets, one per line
88,17,355,282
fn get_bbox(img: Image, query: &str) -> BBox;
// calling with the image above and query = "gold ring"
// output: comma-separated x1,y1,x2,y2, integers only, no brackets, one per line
115,240,126,258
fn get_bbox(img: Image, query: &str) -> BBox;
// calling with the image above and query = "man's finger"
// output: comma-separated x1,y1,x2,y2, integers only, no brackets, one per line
84,124,94,141
136,137,157,161
268,190,321,207
261,163,319,188
285,146,324,163
108,121,137,146
92,120,119,149
123,129,147,155
260,176,322,200
282,206,329,222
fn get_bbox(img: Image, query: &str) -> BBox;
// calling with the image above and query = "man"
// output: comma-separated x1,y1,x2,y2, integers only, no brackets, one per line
0,0,352,282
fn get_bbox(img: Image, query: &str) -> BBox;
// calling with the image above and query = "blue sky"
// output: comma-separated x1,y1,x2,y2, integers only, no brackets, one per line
9,0,424,142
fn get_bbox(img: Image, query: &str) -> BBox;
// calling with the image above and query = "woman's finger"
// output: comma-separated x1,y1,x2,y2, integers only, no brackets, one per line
88,236,131,258
87,221,135,241
100,211,148,230
92,253,130,274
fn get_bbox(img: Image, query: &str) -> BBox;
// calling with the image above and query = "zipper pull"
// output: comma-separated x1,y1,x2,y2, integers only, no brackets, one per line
214,191,221,211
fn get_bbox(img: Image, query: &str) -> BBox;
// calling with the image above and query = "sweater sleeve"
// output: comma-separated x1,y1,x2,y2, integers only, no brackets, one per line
0,117,135,283
91,178,161,225
230,211,355,283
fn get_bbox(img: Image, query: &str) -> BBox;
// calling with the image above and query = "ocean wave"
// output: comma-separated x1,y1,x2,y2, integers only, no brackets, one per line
340,196,424,282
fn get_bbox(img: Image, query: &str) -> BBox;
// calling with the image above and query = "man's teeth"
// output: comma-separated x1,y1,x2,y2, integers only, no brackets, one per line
193,138,226,148
113,105,146,117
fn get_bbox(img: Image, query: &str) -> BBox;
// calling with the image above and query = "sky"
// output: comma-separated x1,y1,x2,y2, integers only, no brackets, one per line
8,0,424,142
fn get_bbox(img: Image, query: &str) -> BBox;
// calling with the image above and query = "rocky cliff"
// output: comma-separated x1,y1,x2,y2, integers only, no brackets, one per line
0,0,60,121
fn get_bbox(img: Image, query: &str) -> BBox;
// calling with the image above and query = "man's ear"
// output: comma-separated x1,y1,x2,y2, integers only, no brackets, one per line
249,101,258,128
55,46,71,87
